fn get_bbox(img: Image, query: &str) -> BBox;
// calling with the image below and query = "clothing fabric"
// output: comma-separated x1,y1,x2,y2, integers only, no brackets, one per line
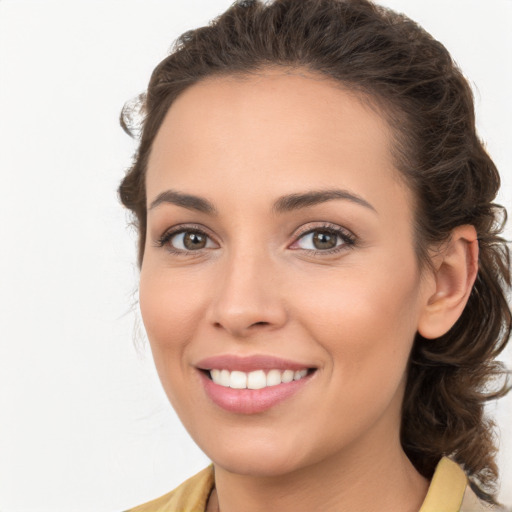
124,456,497,512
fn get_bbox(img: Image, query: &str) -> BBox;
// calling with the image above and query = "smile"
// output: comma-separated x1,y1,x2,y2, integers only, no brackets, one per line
209,368,310,389
196,355,317,414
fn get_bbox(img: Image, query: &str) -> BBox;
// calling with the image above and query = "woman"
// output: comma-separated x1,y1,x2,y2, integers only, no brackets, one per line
119,0,511,510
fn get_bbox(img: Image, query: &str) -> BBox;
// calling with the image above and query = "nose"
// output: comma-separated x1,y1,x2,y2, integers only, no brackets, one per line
207,247,288,339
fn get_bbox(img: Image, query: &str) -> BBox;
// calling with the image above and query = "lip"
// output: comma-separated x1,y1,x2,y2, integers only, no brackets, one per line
195,354,313,372
195,354,317,414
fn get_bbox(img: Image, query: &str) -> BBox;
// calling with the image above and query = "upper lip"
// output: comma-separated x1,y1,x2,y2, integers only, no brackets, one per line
195,354,315,372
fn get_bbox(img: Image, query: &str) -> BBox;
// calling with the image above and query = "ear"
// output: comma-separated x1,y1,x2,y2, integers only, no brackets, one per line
418,225,479,339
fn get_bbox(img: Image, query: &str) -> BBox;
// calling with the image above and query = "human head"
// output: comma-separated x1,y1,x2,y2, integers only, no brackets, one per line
119,0,511,502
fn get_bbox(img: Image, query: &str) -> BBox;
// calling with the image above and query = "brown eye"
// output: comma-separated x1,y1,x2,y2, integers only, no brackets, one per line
181,231,207,250
159,228,217,253
296,229,342,251
291,225,356,254
311,231,337,250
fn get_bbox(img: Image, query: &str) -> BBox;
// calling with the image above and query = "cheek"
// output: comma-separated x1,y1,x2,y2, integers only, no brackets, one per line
139,267,204,365
291,259,422,391
138,266,213,419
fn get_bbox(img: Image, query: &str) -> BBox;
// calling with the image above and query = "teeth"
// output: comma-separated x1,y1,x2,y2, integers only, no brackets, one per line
266,369,281,387
220,369,230,387
281,369,294,383
247,370,266,389
294,369,308,380
209,368,310,389
230,370,247,389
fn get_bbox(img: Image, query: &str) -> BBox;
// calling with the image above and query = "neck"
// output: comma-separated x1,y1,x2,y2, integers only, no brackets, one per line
210,436,428,512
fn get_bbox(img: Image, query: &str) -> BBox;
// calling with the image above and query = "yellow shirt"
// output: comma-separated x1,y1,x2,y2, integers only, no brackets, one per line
125,457,494,512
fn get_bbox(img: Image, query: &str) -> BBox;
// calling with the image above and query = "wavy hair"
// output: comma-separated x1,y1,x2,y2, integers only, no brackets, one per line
118,0,511,503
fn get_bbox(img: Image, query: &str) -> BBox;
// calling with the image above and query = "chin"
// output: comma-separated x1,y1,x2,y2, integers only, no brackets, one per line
212,451,306,478
197,428,327,478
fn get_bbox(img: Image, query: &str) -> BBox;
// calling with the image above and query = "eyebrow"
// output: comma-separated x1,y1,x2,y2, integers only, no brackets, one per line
149,188,377,215
149,190,217,215
272,189,377,214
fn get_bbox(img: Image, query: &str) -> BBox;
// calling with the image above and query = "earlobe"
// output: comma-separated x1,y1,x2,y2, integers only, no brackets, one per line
417,225,479,340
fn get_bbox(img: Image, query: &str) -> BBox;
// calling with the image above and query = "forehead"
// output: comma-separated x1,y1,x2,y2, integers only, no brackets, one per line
146,68,411,217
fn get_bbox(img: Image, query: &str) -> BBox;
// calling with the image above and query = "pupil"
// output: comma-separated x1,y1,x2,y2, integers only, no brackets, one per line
184,232,205,250
313,231,336,250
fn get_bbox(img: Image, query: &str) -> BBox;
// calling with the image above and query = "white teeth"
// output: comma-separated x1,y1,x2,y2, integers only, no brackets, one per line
229,370,247,389
266,369,282,387
220,369,230,387
209,368,310,389
294,369,308,380
281,369,294,383
247,370,267,389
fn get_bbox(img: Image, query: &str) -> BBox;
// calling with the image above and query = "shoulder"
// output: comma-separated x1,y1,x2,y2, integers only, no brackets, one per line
124,465,215,512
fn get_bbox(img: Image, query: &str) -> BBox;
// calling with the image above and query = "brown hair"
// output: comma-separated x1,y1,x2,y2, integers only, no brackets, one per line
119,0,511,503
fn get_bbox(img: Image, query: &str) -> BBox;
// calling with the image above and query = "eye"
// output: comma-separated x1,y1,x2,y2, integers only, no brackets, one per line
156,226,218,254
290,224,356,254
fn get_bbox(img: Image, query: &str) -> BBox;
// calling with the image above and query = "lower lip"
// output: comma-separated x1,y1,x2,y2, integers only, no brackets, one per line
199,371,314,414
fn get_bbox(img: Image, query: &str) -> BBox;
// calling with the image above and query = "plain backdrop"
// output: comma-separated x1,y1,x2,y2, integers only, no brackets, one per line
0,1,511,510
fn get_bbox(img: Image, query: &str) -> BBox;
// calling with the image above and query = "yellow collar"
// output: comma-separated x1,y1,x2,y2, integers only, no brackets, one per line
419,457,467,512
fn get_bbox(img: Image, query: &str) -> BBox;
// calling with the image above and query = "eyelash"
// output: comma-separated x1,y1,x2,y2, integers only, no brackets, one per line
154,222,357,257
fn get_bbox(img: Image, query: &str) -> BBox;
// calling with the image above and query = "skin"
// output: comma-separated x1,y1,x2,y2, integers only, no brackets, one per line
139,68,478,512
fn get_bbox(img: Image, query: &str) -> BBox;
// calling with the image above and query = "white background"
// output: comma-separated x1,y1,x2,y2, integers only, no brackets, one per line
0,1,511,510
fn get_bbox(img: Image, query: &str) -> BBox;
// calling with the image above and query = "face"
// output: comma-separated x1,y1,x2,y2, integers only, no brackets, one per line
140,69,433,477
